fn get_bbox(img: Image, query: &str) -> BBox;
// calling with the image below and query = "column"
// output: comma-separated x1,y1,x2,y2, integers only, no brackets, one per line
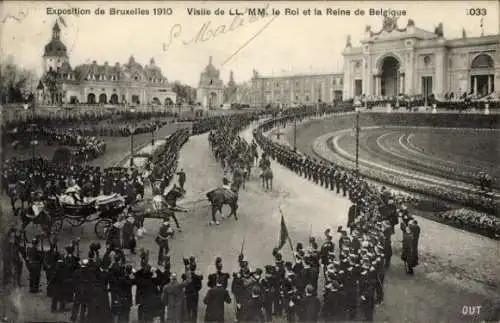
473,76,477,95
399,74,405,94
488,75,492,93
374,76,379,95
435,49,445,95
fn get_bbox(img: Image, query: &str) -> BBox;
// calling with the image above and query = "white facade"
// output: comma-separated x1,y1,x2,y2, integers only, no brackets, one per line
196,56,225,110
342,17,499,99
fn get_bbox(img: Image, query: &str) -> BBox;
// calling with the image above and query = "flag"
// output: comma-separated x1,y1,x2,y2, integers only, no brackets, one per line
58,16,67,27
277,214,290,250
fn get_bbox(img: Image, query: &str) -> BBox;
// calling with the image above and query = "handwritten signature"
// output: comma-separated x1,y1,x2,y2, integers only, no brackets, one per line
162,6,273,52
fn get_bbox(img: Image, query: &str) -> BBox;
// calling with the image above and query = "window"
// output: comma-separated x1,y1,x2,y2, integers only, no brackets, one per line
471,54,494,69
306,96,310,101
134,76,139,81
339,78,343,85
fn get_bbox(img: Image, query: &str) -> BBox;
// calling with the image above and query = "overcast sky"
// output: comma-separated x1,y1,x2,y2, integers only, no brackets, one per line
1,1,498,87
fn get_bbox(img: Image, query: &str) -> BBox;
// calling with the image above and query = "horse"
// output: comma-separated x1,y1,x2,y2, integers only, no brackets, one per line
7,181,31,212
15,200,61,237
206,186,239,225
260,166,274,191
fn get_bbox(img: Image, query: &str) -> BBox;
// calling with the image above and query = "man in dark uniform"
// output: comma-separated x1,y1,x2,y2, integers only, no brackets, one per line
156,221,173,266
260,265,276,321
50,259,66,312
176,169,186,189
359,265,376,321
183,257,203,322
208,257,230,290
26,237,43,293
344,265,358,320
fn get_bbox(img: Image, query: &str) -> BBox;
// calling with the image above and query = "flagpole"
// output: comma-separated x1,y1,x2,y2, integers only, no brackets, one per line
279,206,296,263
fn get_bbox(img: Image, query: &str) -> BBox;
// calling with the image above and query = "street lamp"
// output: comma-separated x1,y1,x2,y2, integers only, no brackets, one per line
151,124,156,146
129,109,136,167
354,107,361,175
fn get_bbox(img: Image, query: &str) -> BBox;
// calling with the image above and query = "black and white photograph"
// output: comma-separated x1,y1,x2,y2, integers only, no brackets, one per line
0,1,499,322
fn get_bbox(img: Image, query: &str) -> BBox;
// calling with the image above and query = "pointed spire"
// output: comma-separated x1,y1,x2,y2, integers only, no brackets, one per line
52,21,61,40
229,70,234,82
209,56,213,65
150,57,155,65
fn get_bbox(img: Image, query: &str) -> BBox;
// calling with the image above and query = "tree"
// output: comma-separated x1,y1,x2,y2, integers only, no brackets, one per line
44,67,63,105
0,55,37,104
171,81,195,104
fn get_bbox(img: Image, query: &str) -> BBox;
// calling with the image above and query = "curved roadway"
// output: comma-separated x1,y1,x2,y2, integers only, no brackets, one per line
2,122,500,322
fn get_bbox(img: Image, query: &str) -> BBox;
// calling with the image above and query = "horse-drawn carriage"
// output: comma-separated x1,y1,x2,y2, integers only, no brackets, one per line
17,193,127,239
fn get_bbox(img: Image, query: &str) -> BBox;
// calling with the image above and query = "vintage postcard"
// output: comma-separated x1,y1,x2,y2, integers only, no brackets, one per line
1,1,499,323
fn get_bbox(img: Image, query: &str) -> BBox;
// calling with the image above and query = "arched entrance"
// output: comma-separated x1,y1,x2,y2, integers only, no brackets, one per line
165,97,173,106
470,54,495,97
131,95,140,104
152,97,160,105
87,93,96,104
209,92,217,109
380,56,400,97
110,94,119,104
99,93,107,104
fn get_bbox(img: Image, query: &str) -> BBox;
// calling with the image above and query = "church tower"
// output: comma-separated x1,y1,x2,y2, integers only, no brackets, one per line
43,22,69,72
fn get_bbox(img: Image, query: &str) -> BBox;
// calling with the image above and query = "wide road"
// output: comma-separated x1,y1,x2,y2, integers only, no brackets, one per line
3,122,500,322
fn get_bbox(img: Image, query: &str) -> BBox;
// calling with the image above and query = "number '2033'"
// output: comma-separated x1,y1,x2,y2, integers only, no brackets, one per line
467,8,487,16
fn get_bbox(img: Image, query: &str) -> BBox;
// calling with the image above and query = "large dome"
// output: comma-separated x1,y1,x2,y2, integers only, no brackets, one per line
44,39,68,57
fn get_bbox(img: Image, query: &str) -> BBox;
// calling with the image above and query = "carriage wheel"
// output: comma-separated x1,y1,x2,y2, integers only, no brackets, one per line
94,219,111,240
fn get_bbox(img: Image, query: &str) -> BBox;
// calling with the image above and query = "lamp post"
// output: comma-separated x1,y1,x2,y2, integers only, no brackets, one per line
354,107,361,175
151,124,156,146
293,113,297,152
129,109,136,167
30,91,37,159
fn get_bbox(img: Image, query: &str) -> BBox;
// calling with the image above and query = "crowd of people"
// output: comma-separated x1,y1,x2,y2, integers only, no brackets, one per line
250,111,421,321
1,108,425,323
2,128,190,211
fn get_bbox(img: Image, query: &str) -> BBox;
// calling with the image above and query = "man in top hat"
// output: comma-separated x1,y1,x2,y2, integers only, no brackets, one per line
26,237,43,293
122,211,137,255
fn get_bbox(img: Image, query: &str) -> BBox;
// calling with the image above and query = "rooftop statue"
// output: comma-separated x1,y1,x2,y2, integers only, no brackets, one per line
382,16,399,32
434,22,444,37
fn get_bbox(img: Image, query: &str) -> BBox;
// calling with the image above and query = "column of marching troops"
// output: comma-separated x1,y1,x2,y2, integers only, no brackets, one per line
2,111,421,323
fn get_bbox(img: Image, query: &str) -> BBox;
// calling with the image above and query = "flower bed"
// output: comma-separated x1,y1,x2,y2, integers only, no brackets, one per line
317,134,500,215
259,111,500,240
437,209,500,239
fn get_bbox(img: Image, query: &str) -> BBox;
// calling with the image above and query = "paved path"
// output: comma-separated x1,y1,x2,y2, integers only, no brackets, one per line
2,123,500,322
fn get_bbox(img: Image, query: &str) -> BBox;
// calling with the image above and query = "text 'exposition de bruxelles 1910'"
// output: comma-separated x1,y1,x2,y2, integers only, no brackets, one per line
46,6,407,17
